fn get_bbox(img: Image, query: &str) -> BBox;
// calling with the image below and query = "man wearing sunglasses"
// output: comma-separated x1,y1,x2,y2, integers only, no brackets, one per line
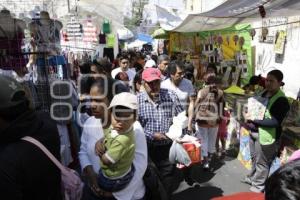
138,68,184,197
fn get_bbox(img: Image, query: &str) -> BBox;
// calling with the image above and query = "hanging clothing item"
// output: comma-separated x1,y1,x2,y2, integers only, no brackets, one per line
83,20,98,43
30,19,62,54
0,21,28,70
106,34,115,48
102,20,111,34
99,33,106,44
103,48,114,63
66,17,83,41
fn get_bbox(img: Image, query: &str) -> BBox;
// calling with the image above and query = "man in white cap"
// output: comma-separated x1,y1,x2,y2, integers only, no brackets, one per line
144,59,156,69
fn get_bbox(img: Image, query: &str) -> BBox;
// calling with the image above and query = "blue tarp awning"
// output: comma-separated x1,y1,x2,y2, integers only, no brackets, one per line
137,33,153,43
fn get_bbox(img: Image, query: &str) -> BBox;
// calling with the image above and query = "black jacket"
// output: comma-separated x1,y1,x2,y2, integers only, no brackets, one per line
0,111,62,200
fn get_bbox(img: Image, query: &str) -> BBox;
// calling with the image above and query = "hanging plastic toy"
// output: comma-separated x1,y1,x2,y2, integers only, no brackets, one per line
250,29,256,40
239,36,245,49
233,35,239,45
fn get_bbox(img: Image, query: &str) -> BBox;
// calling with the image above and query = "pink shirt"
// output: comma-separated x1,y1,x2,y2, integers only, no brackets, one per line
219,110,230,133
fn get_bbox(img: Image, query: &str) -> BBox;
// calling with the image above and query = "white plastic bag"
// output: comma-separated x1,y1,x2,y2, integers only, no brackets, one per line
169,141,191,166
166,111,188,140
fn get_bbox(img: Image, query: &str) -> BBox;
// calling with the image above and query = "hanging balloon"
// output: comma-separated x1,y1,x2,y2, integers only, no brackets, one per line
233,35,239,45
226,35,230,45
250,29,256,40
217,35,223,47
239,36,245,49
262,28,268,41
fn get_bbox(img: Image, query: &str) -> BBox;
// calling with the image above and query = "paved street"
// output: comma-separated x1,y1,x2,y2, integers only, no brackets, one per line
172,155,250,200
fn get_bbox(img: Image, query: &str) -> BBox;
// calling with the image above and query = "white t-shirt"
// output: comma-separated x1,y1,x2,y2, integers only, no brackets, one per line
161,78,195,108
111,67,136,81
79,117,147,200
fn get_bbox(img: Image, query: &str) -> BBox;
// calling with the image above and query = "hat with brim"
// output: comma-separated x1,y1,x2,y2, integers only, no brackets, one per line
142,68,161,82
108,92,138,110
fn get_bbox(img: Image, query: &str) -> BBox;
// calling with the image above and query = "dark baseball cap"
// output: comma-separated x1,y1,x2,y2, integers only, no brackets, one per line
0,75,27,110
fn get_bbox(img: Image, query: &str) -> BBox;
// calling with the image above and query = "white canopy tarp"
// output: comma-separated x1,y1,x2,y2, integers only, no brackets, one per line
38,0,129,28
157,0,300,32
76,0,127,25
117,27,134,40
127,39,147,49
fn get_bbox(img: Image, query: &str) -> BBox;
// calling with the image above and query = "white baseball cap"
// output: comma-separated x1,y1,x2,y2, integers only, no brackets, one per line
109,92,138,110
144,59,156,68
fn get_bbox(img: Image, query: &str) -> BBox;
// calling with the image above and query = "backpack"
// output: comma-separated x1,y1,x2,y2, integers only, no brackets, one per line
196,85,222,126
22,136,84,200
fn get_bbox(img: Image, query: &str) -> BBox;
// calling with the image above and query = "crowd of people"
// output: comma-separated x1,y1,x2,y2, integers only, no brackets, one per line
0,50,299,200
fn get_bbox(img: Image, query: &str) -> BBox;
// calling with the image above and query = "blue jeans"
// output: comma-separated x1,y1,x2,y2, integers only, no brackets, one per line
98,165,135,192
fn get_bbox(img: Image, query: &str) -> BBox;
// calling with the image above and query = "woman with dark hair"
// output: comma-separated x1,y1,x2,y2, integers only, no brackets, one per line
184,62,195,84
79,79,147,200
243,69,290,193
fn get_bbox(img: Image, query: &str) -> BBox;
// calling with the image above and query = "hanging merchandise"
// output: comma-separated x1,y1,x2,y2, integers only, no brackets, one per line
213,34,218,45
239,37,245,50
274,30,286,54
0,10,28,70
261,28,268,41
250,29,256,40
259,5,266,18
217,35,223,47
103,48,114,63
83,19,98,43
62,31,69,42
210,34,213,44
233,35,239,45
102,19,111,34
226,35,230,45
66,16,83,41
99,33,106,44
106,33,115,48
29,11,63,55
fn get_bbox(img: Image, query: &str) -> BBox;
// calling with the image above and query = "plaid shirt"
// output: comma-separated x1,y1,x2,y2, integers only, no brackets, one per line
138,89,184,142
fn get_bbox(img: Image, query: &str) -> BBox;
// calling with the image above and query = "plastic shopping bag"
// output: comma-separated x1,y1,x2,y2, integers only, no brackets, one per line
169,141,192,167
166,111,188,140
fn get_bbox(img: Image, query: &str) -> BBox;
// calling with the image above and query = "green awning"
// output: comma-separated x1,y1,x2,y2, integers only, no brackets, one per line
151,28,168,39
